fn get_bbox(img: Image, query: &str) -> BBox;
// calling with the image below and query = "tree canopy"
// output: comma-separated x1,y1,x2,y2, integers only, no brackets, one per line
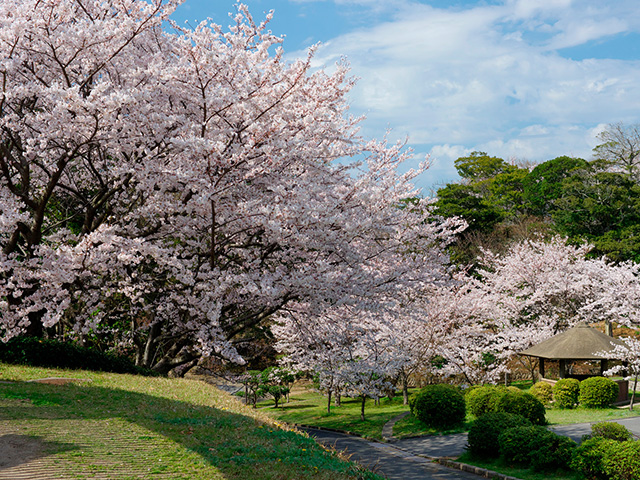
0,0,463,374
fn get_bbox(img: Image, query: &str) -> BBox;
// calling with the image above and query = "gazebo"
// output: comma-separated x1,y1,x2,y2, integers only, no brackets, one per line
520,323,628,402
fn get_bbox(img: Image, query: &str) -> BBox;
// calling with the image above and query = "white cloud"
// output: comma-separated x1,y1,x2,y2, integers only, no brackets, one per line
288,0,640,189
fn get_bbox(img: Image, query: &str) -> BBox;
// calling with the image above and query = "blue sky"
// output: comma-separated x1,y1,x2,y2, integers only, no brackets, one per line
172,0,640,194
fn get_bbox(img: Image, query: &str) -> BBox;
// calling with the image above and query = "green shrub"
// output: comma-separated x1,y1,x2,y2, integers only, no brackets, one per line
529,434,577,472
408,392,418,413
411,384,465,429
499,425,576,471
579,377,618,408
466,385,505,417
499,425,548,465
589,422,633,442
467,412,531,458
552,378,580,409
491,389,546,425
602,440,640,480
466,385,546,424
0,337,154,375
529,381,553,404
571,437,617,480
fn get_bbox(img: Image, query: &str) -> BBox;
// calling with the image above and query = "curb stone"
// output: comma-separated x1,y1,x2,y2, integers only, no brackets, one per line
437,459,522,480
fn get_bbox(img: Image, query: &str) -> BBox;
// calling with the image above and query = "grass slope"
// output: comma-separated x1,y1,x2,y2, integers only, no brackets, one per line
0,364,382,480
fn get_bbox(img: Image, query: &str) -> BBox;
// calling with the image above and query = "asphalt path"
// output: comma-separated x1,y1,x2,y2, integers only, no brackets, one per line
550,415,640,442
300,427,481,480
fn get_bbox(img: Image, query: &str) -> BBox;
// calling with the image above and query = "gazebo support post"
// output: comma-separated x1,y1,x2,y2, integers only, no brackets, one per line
600,359,609,376
559,359,566,379
539,358,545,379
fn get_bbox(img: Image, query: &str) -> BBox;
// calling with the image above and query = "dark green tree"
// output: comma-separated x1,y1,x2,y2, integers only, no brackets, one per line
434,183,503,233
522,156,588,216
553,161,640,260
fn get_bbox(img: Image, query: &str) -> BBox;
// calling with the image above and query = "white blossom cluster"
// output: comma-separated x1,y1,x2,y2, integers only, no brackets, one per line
0,0,464,372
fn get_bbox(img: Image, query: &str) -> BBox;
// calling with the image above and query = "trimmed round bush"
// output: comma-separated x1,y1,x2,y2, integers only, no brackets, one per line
467,412,531,458
530,381,553,405
491,389,546,425
408,392,418,413
589,421,633,442
411,384,465,429
499,425,576,471
466,385,506,417
579,377,618,408
602,440,640,480
571,437,617,480
552,378,580,409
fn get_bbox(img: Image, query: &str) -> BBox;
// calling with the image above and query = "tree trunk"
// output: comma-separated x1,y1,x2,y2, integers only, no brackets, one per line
142,321,161,367
151,345,199,376
402,372,409,405
630,374,638,411
335,393,341,407
360,395,366,421
327,390,332,414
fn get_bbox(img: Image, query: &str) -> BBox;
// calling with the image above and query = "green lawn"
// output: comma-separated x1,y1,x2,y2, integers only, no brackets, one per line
546,405,640,425
392,412,470,438
0,364,382,480
256,386,410,440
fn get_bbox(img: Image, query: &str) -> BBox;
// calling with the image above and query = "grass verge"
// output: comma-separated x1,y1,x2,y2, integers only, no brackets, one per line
0,364,383,480
392,413,470,439
455,453,581,480
546,405,640,425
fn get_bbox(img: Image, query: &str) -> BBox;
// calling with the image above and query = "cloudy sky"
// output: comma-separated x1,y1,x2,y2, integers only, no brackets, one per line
172,0,640,194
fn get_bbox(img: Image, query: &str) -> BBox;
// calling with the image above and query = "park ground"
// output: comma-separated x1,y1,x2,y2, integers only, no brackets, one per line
1,366,639,480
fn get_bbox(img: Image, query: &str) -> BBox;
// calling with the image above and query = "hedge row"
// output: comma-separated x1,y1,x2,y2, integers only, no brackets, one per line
469,416,638,476
529,377,619,409
0,337,155,375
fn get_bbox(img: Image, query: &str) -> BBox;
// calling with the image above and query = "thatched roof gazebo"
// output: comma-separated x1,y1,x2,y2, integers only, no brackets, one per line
520,323,625,379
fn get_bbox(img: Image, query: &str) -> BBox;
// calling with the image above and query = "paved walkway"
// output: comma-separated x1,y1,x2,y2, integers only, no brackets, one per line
300,427,482,480
303,414,640,480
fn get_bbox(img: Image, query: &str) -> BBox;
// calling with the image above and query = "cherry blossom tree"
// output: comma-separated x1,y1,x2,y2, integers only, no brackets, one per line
275,304,419,418
598,335,640,411
0,0,463,374
470,236,640,381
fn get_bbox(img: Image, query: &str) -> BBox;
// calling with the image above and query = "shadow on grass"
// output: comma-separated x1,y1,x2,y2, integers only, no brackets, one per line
0,380,378,480
0,434,77,470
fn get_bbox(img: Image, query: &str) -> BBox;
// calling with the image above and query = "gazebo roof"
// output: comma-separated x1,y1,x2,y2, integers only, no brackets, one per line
520,323,625,360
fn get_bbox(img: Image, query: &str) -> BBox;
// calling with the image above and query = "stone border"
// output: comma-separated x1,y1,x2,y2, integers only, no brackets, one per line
437,458,522,480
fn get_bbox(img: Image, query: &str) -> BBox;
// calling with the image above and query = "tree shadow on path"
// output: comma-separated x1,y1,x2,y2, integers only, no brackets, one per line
0,433,77,470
